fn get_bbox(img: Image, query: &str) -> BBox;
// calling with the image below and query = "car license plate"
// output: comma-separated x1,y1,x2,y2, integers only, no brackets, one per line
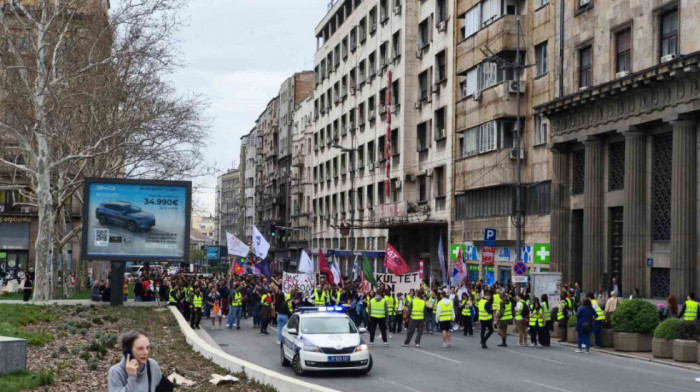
327,356,350,362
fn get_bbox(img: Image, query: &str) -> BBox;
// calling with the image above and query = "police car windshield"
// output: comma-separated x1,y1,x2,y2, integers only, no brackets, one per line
300,317,357,334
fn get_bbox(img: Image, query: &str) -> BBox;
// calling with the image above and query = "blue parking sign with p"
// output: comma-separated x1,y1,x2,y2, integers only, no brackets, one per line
484,229,497,241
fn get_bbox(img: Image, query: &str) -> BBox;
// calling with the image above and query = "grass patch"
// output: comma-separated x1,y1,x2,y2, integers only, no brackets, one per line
1,288,92,301
0,370,53,392
0,305,53,346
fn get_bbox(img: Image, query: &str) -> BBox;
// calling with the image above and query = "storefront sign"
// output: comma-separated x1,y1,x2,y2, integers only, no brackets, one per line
376,201,407,218
0,216,32,223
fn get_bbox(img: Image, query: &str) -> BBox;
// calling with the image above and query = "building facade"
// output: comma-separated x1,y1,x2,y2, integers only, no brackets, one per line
242,129,257,243
215,169,241,245
539,0,700,299
310,0,454,279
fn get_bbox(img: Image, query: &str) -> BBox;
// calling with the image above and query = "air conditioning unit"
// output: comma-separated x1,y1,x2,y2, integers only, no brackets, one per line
393,5,401,15
661,54,676,63
437,21,447,32
509,148,525,160
425,168,434,177
413,101,421,109
507,81,526,94
431,83,441,94
405,174,417,182
615,71,629,79
416,50,423,59
473,91,482,101
394,179,402,189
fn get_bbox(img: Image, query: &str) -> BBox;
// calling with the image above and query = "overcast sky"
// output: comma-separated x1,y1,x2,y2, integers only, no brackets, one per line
168,0,329,216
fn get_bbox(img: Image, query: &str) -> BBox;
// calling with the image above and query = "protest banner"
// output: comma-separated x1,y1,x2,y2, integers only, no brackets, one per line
282,272,317,298
370,271,421,295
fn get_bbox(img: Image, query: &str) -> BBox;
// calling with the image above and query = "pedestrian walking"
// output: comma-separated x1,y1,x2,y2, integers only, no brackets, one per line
540,294,551,347
529,297,544,347
228,284,243,329
478,291,495,349
402,291,426,347
557,292,571,342
275,289,292,344
108,330,165,392
394,293,404,334
368,290,389,346
459,293,473,336
497,292,512,347
576,298,596,353
384,289,396,338
190,287,203,330
259,289,272,335
436,291,455,348
209,287,222,329
588,292,605,348
515,293,529,346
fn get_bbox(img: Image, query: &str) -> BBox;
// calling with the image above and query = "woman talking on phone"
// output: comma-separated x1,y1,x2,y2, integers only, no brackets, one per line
109,330,166,392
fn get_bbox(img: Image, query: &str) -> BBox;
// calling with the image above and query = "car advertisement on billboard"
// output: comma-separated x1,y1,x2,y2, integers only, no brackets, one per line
81,178,191,261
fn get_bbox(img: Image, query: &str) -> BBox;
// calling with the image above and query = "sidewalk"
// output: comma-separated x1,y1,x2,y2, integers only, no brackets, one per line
0,299,160,306
505,324,700,372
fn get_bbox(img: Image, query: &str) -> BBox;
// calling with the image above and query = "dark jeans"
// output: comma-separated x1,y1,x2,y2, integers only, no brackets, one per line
190,307,202,329
260,317,269,333
593,321,602,347
463,315,473,336
252,303,261,327
578,330,591,351
530,324,540,345
558,320,568,341
393,314,403,333
480,320,494,344
369,317,388,343
404,319,425,345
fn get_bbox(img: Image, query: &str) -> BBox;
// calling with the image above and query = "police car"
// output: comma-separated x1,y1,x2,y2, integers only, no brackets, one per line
280,306,372,376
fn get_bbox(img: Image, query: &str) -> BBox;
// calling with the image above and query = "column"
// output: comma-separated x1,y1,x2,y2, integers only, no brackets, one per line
671,120,697,299
550,146,570,282
583,138,604,292
622,130,646,297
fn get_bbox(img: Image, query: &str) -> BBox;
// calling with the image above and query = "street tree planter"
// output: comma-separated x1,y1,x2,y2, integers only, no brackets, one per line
697,343,700,364
672,340,698,363
651,337,673,358
601,328,614,347
567,327,577,344
614,332,652,352
551,323,560,339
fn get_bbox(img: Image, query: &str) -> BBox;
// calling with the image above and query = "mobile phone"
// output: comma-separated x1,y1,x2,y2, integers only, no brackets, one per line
123,348,134,361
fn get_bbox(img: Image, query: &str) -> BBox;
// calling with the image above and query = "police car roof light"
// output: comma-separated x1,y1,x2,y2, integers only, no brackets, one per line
297,305,346,313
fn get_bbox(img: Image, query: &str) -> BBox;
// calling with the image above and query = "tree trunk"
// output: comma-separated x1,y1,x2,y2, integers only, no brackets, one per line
33,134,53,301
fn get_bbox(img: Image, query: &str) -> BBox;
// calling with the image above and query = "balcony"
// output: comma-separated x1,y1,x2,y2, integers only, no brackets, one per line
457,14,525,73
456,81,527,131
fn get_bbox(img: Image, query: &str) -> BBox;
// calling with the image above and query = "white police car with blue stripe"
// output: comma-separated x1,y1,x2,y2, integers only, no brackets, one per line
280,306,372,376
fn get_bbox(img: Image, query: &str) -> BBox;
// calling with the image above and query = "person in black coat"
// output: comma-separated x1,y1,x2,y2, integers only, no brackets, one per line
102,283,112,302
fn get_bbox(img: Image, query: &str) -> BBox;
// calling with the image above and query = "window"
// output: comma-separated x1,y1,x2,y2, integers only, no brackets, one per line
458,120,513,157
418,70,429,100
367,184,374,208
660,10,678,59
455,186,513,220
358,18,366,42
392,30,401,59
378,136,386,161
391,79,400,106
357,186,364,210
368,95,376,120
369,51,376,77
350,28,357,51
378,181,385,204
459,66,478,98
479,59,516,90
358,60,366,85
391,129,399,155
535,115,548,146
369,7,377,33
461,3,481,39
435,166,446,197
418,18,430,48
419,175,428,202
525,182,550,215
379,41,388,68
482,0,502,27
578,0,592,8
536,0,549,7
368,140,375,164
357,145,364,169
417,122,429,151
380,0,388,22
535,41,548,76
434,107,446,140
579,46,592,88
358,102,365,125
342,36,348,59
436,0,447,22
435,50,446,81
616,29,631,73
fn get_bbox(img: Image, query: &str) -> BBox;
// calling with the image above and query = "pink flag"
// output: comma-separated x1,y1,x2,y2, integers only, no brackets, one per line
384,243,410,275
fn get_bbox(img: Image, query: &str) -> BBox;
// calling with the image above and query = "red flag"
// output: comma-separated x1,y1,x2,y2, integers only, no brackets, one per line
233,263,244,276
318,249,334,284
384,243,410,275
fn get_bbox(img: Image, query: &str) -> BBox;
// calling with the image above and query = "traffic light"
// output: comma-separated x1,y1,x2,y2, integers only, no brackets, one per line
270,224,276,237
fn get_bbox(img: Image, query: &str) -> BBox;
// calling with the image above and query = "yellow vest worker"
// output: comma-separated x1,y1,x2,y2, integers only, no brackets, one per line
461,300,471,316
478,299,492,321
313,289,326,306
369,298,387,318
231,292,242,307
411,298,425,320
192,293,203,309
385,295,395,316
684,300,698,321
591,299,605,321
501,301,513,322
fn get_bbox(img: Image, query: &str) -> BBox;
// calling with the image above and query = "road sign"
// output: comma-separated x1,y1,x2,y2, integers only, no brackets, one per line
513,261,528,276
533,243,550,264
513,276,528,283
647,258,653,267
482,246,495,266
484,228,497,245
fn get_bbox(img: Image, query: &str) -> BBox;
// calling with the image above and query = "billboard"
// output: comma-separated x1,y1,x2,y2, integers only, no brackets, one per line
206,246,220,261
81,178,191,262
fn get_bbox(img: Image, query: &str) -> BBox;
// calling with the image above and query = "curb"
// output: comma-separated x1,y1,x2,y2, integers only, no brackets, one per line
0,300,160,307
168,306,342,392
557,341,700,372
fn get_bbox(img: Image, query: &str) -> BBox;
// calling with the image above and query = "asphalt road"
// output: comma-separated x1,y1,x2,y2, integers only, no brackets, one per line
203,317,699,392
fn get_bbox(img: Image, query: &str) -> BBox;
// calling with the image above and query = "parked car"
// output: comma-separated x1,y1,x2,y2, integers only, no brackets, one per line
95,201,155,232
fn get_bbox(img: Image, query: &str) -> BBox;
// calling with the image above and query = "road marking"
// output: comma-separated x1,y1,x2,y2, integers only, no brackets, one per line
524,380,574,392
505,349,566,365
649,381,697,392
413,348,462,364
378,377,425,392
451,336,466,341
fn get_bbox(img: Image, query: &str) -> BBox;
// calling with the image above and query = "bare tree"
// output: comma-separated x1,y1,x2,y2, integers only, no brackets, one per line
0,0,210,300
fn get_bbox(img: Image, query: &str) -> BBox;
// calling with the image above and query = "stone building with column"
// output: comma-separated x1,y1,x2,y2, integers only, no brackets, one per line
538,0,700,299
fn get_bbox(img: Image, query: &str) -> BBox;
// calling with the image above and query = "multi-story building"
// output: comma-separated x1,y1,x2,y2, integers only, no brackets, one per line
451,0,554,285
311,0,454,279
214,169,241,245
290,95,316,268
538,0,700,299
255,97,281,268
242,129,257,243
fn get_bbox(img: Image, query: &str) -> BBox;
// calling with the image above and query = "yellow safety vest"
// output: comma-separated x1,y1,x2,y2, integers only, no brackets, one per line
231,292,242,307
542,301,551,322
493,295,501,313
169,291,178,304
438,300,452,321
684,300,698,321
369,298,386,318
192,293,203,309
313,289,326,306
557,301,567,321
334,291,341,304
285,293,294,313
406,295,413,307
529,306,543,327
461,300,471,316
260,294,270,306
478,299,492,321
385,296,395,316
411,298,425,320
501,301,513,321
515,300,525,321
591,299,605,321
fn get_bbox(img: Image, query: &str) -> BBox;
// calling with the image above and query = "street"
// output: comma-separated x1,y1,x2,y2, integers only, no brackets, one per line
203,318,699,392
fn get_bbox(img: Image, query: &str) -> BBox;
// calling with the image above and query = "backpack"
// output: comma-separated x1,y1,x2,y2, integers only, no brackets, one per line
521,302,530,319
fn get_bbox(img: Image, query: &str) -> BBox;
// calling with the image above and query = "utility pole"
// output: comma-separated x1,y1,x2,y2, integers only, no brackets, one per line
514,17,523,265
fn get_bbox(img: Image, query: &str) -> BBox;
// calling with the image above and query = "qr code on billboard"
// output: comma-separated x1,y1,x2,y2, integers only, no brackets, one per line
95,229,109,246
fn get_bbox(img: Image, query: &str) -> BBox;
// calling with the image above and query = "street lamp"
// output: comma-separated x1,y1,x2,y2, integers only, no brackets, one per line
332,140,357,277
